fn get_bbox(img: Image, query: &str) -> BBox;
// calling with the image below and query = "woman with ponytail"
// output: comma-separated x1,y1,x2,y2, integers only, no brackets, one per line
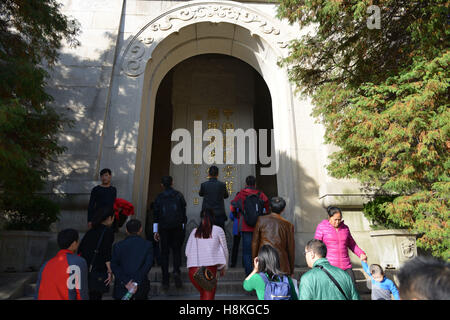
185,208,229,300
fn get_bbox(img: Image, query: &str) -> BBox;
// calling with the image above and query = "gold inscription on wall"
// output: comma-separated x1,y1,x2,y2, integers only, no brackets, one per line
223,109,234,120
207,108,219,120
191,107,238,197
225,180,234,195
222,122,234,131
224,165,235,178
208,122,219,130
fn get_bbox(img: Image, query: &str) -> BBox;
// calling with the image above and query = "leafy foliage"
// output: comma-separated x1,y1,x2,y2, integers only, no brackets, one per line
0,0,79,230
277,0,449,259
3,195,60,231
363,195,402,230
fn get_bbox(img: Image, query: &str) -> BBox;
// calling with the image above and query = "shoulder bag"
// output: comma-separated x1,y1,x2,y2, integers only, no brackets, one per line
315,265,350,300
192,236,217,292
88,227,109,293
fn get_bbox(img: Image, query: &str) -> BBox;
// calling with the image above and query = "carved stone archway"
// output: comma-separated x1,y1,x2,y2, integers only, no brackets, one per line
120,1,292,77
104,1,300,224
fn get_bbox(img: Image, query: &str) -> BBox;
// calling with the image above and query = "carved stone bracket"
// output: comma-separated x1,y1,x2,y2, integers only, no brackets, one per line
149,5,281,35
122,40,148,77
121,1,291,77
400,238,416,259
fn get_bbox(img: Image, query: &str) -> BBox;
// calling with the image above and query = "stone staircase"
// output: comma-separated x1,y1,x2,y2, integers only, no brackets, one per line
147,267,371,300
19,266,372,300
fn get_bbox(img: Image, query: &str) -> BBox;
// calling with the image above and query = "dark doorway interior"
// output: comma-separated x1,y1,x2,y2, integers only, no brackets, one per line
146,54,278,218
146,69,174,214
253,69,278,200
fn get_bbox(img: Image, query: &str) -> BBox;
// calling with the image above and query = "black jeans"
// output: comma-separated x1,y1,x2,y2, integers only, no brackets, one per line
159,226,185,282
231,234,241,267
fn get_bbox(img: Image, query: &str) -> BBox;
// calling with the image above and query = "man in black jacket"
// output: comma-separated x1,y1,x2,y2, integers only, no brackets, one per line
199,165,229,230
87,168,117,229
153,176,187,289
111,219,153,300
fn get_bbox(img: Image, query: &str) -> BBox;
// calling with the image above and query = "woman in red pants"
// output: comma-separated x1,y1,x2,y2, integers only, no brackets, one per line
185,209,228,300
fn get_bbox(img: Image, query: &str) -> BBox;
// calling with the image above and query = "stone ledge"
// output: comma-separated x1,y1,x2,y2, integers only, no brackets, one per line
319,194,373,208
369,229,417,237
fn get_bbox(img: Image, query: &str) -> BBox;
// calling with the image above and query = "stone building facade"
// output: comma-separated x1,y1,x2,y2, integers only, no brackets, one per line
45,0,381,267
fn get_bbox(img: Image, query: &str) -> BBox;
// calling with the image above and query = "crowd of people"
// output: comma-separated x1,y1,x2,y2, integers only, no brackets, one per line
34,166,449,300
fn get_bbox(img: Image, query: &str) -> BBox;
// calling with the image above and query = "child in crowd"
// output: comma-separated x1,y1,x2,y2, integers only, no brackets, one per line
361,260,399,300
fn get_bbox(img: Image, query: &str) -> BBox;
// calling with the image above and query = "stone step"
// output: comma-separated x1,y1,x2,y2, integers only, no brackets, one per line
148,294,257,300
149,267,367,282
24,278,369,298
148,293,373,300
22,267,370,299
25,283,36,298
20,293,372,300
0,272,37,300
148,278,370,296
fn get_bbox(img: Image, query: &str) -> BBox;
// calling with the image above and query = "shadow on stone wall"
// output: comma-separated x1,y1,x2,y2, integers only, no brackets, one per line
39,8,374,268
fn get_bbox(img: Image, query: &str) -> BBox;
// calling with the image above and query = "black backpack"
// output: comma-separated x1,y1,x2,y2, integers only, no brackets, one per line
242,192,265,227
159,191,184,229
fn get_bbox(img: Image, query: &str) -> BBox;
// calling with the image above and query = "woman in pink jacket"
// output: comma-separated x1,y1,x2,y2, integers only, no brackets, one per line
314,206,367,284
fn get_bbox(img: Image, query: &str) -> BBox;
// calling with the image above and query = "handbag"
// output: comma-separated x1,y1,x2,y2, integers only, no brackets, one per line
192,237,217,292
87,228,109,293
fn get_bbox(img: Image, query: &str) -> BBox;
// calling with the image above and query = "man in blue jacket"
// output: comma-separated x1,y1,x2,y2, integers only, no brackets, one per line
111,219,153,300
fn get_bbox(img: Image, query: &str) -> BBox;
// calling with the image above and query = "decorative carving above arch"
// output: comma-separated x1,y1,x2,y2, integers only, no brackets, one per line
120,0,293,77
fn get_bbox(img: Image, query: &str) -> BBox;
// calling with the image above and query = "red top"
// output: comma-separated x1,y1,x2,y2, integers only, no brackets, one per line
230,187,270,232
36,249,88,300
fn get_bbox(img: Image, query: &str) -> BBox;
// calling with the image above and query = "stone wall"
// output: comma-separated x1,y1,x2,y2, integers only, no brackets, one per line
42,0,379,267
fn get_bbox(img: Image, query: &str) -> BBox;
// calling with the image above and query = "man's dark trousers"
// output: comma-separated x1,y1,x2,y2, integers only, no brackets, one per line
242,231,253,276
231,234,241,267
159,225,185,283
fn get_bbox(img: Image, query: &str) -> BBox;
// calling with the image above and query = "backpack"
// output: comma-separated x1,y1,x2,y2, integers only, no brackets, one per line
159,191,183,229
242,192,265,227
259,272,291,300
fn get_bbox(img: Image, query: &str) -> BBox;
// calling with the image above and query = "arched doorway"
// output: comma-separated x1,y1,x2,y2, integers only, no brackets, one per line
129,19,298,227
146,53,278,249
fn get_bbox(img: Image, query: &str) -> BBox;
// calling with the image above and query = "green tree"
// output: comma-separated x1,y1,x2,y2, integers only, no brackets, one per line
0,0,79,230
277,0,449,259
